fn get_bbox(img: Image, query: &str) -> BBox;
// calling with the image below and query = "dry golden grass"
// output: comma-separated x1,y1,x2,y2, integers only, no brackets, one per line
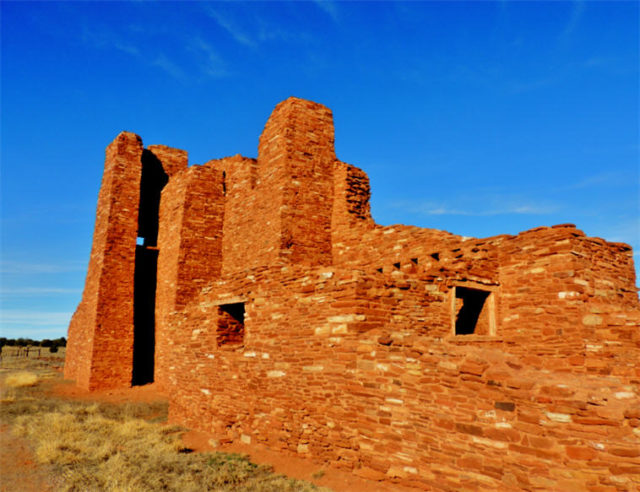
1,352,331,492
4,371,39,388
13,403,328,491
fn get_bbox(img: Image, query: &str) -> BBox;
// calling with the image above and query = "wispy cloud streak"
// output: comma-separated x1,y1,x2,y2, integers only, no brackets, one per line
0,261,85,274
594,219,640,248
79,22,227,82
565,171,632,190
1,311,72,327
81,25,141,57
560,0,585,41
152,53,188,80
203,7,255,47
189,38,229,78
395,201,558,217
313,0,340,23
0,288,81,296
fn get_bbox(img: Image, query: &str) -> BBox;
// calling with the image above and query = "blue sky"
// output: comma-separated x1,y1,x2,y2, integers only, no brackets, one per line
1,1,638,339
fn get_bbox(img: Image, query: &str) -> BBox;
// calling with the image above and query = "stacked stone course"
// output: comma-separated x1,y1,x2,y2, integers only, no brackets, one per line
67,97,640,490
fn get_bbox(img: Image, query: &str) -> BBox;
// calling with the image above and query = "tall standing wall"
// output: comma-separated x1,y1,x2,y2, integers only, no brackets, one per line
65,132,143,390
257,97,335,266
155,164,225,390
65,135,187,389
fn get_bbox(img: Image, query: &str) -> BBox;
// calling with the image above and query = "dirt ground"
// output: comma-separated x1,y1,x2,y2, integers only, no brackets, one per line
0,349,63,492
1,351,421,492
0,423,54,492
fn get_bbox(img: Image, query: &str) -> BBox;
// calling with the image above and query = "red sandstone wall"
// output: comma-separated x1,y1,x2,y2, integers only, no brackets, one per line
65,132,143,390
571,234,639,343
64,297,96,388
164,264,640,491
333,223,500,289
496,224,639,344
331,160,375,259
155,164,225,390
209,155,261,276
67,98,640,490
146,145,188,179
332,161,372,229
258,97,335,266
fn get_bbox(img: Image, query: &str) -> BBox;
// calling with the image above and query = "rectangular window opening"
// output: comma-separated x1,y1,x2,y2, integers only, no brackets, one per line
453,286,495,336
217,303,245,346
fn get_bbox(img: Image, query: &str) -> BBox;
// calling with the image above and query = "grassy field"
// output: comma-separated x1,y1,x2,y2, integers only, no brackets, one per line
0,347,330,492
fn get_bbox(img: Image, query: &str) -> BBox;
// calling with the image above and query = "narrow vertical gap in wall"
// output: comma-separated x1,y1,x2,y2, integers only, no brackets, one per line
454,286,492,335
132,246,158,385
132,150,168,386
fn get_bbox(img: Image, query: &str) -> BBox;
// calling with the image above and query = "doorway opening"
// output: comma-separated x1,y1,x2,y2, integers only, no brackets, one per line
132,150,168,386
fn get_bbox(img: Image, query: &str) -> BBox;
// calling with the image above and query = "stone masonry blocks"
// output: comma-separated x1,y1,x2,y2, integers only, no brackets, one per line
66,98,640,489
65,132,143,390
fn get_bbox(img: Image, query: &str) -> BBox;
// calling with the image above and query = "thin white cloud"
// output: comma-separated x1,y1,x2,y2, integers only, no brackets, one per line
190,38,229,79
509,205,556,215
152,53,187,80
579,56,637,77
594,219,640,248
0,311,72,327
313,0,340,23
256,21,309,44
567,171,632,190
509,75,561,94
0,261,85,274
582,57,609,69
112,41,141,57
397,201,557,217
80,24,212,83
560,0,585,41
203,7,255,47
1,326,68,339
0,287,81,296
81,25,141,57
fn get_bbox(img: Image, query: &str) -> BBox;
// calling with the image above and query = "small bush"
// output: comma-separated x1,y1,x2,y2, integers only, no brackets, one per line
49,346,59,353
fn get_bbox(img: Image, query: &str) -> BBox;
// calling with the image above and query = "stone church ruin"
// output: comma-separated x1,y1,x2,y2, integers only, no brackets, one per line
66,98,640,490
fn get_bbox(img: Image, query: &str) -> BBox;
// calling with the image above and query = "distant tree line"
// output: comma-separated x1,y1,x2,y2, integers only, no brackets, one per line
0,337,67,353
